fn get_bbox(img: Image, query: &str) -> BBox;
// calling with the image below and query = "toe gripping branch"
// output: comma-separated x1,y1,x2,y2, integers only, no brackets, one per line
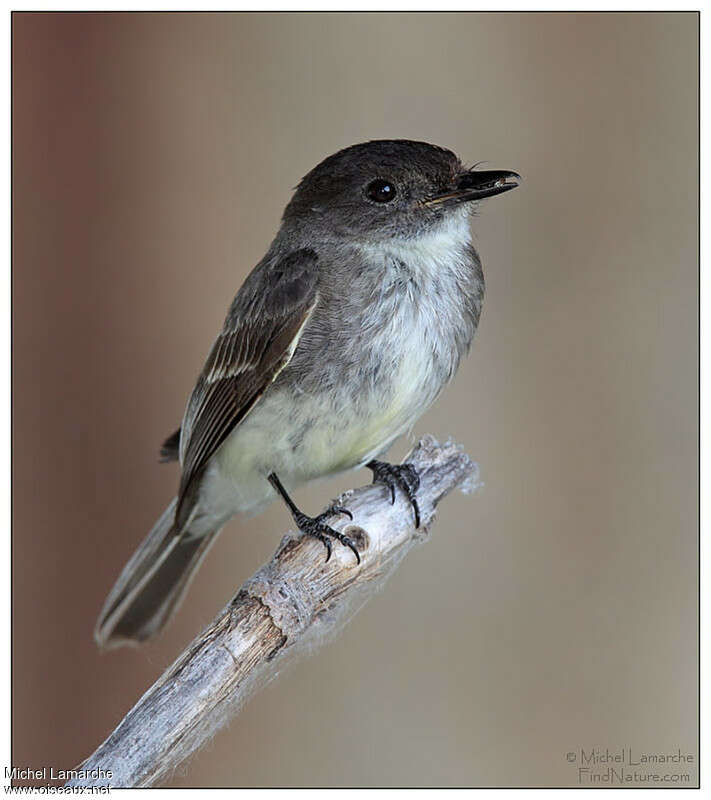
366,460,421,529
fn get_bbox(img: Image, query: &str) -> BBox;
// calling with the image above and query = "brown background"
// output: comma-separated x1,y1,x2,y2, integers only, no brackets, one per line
12,12,698,788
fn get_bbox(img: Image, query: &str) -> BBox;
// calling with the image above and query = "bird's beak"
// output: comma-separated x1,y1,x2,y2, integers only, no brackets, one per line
423,169,521,207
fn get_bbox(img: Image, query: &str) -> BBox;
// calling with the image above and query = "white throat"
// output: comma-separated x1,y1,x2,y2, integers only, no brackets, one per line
360,208,473,284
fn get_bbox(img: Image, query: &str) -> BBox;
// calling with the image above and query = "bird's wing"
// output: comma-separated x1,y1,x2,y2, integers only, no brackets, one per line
174,248,319,532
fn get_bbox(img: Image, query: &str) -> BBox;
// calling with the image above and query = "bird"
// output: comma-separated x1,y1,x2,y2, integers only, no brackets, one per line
95,139,520,649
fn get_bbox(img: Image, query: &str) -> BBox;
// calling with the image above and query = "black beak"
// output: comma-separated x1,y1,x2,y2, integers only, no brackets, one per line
424,169,521,207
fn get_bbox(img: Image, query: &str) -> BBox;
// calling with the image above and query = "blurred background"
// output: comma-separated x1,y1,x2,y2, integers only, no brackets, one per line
12,12,698,788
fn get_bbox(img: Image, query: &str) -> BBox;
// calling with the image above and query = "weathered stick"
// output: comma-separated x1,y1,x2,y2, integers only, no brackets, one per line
67,436,478,788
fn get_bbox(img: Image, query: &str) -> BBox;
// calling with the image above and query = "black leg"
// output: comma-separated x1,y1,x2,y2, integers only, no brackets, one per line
267,472,360,564
366,459,421,528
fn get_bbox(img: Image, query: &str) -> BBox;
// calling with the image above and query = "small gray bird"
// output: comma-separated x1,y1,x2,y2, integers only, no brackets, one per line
95,139,519,648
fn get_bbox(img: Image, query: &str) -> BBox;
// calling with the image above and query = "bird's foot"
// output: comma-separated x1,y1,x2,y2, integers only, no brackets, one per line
293,505,360,564
268,472,360,564
366,459,421,528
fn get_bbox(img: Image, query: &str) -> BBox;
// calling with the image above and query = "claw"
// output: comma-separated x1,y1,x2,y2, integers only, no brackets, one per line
328,504,354,521
340,534,361,565
411,497,421,529
323,539,332,562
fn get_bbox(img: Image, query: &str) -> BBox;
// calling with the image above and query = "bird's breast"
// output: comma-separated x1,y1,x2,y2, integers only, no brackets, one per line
212,225,482,503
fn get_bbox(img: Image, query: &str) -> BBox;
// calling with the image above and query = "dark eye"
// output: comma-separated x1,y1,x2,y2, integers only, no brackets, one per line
366,179,397,203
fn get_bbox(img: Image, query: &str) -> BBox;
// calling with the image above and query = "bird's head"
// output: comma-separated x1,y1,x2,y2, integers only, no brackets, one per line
282,139,520,240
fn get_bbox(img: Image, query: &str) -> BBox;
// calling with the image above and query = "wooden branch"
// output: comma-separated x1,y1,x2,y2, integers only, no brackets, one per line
66,436,479,788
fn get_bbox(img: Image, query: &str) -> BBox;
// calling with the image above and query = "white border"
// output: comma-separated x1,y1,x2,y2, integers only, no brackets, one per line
2,5,702,797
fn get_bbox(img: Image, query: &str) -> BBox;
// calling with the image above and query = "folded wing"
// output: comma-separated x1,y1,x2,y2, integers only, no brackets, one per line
174,248,320,532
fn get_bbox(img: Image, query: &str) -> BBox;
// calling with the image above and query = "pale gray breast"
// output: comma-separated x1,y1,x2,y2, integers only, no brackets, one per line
276,218,484,422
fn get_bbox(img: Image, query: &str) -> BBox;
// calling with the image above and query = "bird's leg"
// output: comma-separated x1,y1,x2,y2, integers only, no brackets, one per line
366,459,421,528
267,472,360,564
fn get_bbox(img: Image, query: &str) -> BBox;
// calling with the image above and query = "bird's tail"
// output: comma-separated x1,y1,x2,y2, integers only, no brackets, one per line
94,498,221,649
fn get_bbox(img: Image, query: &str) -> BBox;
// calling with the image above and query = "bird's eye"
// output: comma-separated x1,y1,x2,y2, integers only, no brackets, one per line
366,179,397,203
